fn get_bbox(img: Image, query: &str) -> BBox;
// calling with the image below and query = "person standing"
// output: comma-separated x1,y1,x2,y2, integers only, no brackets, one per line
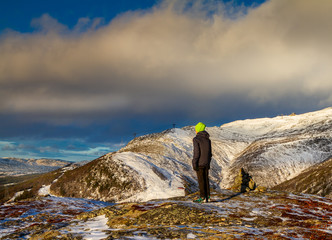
192,122,212,203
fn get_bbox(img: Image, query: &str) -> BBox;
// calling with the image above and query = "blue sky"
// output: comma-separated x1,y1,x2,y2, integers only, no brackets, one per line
0,0,157,33
0,0,264,33
1,0,331,161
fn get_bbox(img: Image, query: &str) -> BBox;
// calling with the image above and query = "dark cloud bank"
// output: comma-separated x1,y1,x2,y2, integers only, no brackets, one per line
1,0,332,159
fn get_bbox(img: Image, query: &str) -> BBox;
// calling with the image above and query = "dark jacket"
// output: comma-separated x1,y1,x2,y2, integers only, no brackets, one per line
192,131,212,171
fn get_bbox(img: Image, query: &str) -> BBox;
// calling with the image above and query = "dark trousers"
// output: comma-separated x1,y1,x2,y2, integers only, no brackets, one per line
196,168,210,199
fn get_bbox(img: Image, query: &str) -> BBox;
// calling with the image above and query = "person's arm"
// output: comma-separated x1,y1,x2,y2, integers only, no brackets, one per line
209,139,212,158
192,138,200,171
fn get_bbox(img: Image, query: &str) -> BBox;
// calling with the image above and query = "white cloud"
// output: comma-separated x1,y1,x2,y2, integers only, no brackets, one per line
0,141,16,151
62,146,113,156
1,0,332,119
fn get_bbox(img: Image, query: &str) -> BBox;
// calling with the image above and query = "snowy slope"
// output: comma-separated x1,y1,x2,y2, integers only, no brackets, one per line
52,108,332,202
213,109,332,187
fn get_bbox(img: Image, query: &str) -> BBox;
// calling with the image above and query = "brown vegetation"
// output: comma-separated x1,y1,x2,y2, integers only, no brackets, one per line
273,157,332,197
50,154,146,202
0,170,62,203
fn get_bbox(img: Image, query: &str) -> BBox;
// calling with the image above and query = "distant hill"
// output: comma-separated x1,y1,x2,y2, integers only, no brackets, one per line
0,157,71,176
0,161,90,203
49,108,332,202
273,157,332,197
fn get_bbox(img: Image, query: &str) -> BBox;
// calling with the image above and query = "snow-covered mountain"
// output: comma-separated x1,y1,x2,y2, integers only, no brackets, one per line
51,108,332,202
0,157,71,176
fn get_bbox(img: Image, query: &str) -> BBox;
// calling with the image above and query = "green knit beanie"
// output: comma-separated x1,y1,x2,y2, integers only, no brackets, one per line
195,122,206,133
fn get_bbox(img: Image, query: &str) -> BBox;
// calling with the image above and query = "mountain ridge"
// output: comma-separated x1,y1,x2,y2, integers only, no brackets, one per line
46,107,332,202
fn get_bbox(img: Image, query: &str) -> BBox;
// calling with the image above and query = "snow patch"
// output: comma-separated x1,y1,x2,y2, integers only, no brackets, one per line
38,185,50,196
64,215,109,240
8,191,24,202
7,189,32,203
187,233,198,239
114,152,184,202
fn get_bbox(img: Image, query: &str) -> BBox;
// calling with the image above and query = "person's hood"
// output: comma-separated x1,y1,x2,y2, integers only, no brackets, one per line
197,130,210,138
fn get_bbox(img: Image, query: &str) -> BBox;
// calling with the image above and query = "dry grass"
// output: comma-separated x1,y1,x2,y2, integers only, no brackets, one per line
0,169,63,203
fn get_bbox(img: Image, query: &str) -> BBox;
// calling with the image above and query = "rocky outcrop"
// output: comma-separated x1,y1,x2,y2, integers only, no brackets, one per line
230,168,266,193
230,168,256,192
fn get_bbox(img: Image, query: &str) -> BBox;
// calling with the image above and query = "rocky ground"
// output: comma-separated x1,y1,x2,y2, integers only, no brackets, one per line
1,190,331,239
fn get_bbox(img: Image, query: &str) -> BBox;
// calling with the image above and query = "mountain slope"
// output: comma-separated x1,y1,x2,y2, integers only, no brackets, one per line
50,108,332,202
223,136,332,188
50,154,146,202
0,162,85,203
273,157,332,197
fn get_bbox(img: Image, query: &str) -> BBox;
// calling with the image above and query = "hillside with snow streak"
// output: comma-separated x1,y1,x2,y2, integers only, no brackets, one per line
51,108,332,202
